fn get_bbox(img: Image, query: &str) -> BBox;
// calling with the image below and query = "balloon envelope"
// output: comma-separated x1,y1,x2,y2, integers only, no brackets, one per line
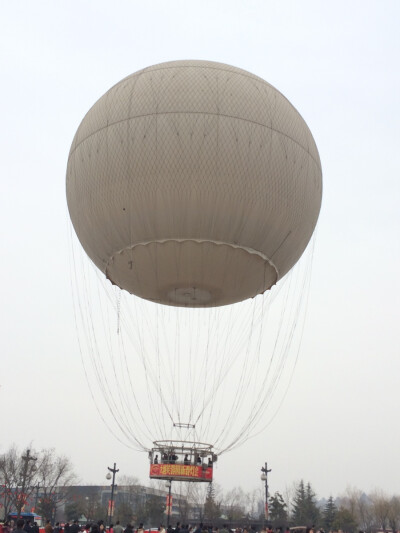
66,60,322,306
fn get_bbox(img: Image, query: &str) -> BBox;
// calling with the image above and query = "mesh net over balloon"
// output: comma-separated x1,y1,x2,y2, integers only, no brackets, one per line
69,228,315,455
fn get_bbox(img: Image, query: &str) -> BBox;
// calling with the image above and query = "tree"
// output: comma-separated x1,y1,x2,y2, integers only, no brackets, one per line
173,481,193,524
333,507,358,533
305,483,319,526
340,487,373,533
322,496,337,531
189,483,209,523
223,487,246,521
246,489,262,521
0,446,40,517
269,492,288,525
145,494,165,525
64,499,86,522
204,483,220,521
388,496,400,533
291,481,319,526
116,476,141,524
292,480,307,525
370,490,390,531
36,449,77,521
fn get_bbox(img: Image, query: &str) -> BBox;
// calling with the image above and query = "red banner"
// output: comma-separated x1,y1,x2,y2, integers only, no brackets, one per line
108,500,115,516
150,463,213,481
166,494,172,514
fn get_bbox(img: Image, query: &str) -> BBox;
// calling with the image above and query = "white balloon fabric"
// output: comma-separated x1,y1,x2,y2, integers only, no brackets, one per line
67,60,322,307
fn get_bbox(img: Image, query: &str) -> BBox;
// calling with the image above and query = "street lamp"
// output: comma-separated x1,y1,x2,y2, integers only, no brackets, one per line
34,483,40,513
165,480,172,528
107,463,119,527
261,462,271,529
18,449,37,517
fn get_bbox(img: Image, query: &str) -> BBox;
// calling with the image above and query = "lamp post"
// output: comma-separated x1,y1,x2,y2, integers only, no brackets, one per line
261,462,271,529
34,482,40,513
165,480,172,527
18,449,37,517
106,463,119,527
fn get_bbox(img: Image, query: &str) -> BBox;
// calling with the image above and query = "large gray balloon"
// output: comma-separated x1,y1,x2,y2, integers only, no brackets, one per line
67,60,322,307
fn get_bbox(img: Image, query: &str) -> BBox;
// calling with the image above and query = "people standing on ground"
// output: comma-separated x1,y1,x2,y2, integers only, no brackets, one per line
44,520,53,533
3,521,12,533
14,520,26,533
114,522,123,533
70,521,80,533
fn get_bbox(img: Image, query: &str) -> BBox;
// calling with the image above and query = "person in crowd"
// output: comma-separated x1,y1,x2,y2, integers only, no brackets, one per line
70,522,80,533
114,522,123,533
220,525,228,533
44,521,53,533
124,525,134,533
3,521,12,533
159,525,166,533
90,525,99,533
64,524,70,533
14,520,26,533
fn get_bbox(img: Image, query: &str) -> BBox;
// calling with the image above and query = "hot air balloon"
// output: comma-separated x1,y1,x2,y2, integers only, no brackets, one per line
67,60,322,482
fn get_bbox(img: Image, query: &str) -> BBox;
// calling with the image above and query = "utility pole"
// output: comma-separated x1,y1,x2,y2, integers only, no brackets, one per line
106,463,119,527
34,482,40,512
165,480,172,527
261,462,271,529
18,449,37,517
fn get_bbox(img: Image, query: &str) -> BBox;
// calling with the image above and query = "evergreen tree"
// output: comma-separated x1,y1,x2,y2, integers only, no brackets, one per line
322,496,337,531
292,480,319,526
332,508,358,533
204,482,220,521
305,482,320,526
269,492,288,525
292,480,307,525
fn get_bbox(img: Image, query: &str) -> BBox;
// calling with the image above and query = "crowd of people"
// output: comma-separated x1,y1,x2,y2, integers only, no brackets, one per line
0,520,299,533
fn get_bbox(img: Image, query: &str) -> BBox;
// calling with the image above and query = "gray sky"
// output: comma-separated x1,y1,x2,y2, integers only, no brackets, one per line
1,0,399,499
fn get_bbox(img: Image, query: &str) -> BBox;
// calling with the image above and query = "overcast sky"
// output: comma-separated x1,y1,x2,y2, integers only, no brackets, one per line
1,0,399,500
